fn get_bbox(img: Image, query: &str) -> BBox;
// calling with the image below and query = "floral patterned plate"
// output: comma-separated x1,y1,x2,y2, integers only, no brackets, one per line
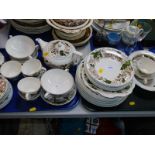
84,48,134,91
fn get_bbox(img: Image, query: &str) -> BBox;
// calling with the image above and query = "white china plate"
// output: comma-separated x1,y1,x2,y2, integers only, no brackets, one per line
75,62,130,107
84,47,134,91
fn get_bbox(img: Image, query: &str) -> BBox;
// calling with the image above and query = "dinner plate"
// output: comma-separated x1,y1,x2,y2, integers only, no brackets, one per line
84,47,134,91
75,62,130,107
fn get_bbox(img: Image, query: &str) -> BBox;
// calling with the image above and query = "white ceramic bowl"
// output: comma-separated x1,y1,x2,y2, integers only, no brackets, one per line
22,58,46,76
0,61,21,79
17,77,41,100
41,69,74,96
5,35,36,59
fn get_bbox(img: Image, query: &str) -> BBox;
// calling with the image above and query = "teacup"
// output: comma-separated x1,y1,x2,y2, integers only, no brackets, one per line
41,69,74,102
136,56,155,84
0,60,21,79
21,58,46,77
6,35,39,61
137,56,155,75
17,77,41,101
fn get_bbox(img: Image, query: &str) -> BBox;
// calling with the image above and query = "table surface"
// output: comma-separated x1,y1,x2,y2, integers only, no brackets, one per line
1,26,155,118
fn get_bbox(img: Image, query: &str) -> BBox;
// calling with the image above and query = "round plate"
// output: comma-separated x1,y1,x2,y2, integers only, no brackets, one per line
84,47,134,91
0,82,13,110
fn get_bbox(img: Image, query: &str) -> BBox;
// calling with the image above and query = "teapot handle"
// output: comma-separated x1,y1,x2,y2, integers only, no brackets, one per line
137,28,144,42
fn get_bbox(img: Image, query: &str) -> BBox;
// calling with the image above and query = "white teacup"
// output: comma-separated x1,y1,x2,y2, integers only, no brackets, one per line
6,35,39,60
41,69,74,101
17,77,41,101
21,58,46,77
137,56,155,75
0,60,21,79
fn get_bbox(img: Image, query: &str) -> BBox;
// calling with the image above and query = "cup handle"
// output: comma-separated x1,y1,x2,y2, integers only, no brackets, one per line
65,68,69,72
9,35,13,38
72,51,83,65
35,45,39,52
44,92,53,100
25,93,31,100
137,28,144,41
39,67,47,78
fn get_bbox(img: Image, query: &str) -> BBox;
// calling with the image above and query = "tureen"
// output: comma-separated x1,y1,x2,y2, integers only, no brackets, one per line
36,39,83,68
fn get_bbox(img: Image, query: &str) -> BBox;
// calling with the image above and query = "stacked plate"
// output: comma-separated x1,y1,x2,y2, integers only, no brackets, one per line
10,19,51,34
129,50,155,92
76,47,135,108
40,69,77,106
0,76,13,109
46,19,93,46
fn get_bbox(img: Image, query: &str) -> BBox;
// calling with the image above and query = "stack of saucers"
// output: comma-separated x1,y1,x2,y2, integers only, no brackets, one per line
0,76,13,109
46,19,93,47
76,47,135,108
129,50,155,92
10,19,51,34
40,69,77,106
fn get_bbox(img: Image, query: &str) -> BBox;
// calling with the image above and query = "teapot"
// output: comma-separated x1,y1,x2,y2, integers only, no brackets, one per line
121,25,144,45
35,38,83,68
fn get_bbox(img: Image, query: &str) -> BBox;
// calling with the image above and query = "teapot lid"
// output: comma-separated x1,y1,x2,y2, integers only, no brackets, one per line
47,40,75,57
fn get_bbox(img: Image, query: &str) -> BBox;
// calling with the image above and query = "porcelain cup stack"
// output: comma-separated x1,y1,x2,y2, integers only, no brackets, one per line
46,19,93,47
76,47,135,108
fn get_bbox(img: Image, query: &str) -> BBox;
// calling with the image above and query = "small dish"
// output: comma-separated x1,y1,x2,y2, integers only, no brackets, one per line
0,61,21,79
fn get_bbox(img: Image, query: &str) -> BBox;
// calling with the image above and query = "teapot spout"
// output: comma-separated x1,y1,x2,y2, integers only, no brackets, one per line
35,38,48,52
